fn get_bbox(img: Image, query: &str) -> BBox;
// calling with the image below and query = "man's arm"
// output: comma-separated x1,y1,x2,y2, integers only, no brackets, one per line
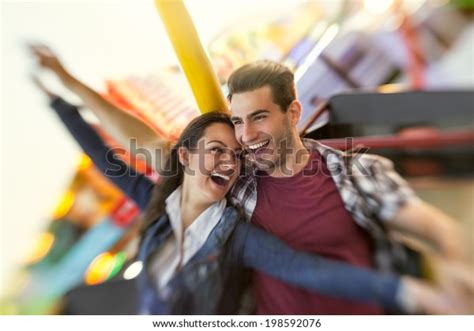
353,152,465,260
353,154,473,311
389,200,474,312
388,200,466,261
29,43,169,173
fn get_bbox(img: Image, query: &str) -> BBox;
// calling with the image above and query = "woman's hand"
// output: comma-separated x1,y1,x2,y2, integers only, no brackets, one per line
400,269,474,314
427,255,474,313
31,74,57,101
28,43,72,83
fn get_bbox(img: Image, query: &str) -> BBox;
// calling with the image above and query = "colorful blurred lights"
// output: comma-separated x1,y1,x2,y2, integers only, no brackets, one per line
84,251,127,285
123,261,143,280
24,232,55,264
51,190,75,220
363,0,395,14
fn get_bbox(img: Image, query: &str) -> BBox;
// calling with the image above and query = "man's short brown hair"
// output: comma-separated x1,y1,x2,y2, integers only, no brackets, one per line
227,60,296,113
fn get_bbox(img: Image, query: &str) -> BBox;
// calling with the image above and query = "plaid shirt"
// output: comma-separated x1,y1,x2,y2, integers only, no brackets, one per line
231,138,421,273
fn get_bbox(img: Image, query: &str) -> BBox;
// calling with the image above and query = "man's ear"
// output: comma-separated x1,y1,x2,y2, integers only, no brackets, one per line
287,100,302,126
177,147,189,167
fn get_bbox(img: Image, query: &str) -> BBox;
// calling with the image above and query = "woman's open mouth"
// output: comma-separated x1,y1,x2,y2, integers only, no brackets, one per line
210,172,231,187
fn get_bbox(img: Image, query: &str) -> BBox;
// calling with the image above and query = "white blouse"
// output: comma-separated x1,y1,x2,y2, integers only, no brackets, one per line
148,185,227,290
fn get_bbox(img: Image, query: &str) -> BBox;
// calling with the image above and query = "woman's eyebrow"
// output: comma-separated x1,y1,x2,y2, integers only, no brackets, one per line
206,140,225,146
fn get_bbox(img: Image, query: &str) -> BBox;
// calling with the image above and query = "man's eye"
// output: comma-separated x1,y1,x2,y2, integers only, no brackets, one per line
232,121,242,126
255,115,266,121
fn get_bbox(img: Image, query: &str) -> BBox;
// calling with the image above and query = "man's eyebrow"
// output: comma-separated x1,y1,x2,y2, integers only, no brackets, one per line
249,109,270,118
231,109,270,122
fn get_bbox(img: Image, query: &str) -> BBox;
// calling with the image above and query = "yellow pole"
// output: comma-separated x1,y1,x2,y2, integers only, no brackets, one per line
154,0,229,114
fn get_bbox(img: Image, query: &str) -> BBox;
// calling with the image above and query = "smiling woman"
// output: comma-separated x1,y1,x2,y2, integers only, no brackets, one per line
142,112,241,230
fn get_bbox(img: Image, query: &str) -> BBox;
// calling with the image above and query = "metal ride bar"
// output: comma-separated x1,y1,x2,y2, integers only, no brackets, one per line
318,129,474,151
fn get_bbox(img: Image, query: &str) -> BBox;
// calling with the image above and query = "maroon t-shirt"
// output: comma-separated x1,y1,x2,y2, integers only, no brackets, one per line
251,151,383,314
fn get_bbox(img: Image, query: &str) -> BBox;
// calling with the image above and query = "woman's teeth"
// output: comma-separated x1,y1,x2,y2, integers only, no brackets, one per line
212,173,230,180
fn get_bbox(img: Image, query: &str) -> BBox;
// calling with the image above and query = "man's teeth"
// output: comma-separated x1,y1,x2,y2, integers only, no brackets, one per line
211,173,230,181
248,140,269,150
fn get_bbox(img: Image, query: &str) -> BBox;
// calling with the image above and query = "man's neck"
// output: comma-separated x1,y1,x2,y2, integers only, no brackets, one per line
270,137,310,178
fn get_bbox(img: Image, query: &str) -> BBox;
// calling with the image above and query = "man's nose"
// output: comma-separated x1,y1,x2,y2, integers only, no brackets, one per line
241,122,258,144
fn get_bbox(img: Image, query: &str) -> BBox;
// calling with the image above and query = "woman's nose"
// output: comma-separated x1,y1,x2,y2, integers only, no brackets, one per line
220,160,237,170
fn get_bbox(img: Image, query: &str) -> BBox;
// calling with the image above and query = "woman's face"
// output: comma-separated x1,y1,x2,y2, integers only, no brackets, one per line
181,122,242,204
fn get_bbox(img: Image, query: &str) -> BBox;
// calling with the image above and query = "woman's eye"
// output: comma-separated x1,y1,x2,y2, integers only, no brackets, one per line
210,147,224,154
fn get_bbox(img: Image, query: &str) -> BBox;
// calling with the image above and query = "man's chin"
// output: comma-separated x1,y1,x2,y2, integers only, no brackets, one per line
251,157,277,173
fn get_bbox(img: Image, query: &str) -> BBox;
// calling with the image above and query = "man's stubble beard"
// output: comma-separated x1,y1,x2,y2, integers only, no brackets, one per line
254,118,294,175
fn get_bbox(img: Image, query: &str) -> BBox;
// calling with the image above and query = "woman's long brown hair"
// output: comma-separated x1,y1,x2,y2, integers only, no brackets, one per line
141,111,234,231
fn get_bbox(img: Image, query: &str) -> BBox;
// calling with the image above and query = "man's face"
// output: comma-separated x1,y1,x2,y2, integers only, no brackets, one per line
230,86,294,173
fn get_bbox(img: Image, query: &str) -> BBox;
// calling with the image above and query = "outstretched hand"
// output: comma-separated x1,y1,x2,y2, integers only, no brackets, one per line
28,43,69,78
428,255,474,313
30,74,57,101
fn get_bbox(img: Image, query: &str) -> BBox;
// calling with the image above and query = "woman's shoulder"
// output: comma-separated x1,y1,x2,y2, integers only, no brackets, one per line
222,205,240,219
